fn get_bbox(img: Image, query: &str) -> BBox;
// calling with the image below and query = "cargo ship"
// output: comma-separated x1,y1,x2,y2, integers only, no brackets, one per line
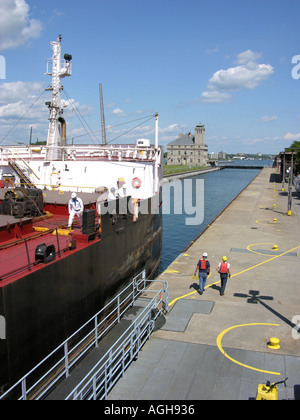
0,36,163,392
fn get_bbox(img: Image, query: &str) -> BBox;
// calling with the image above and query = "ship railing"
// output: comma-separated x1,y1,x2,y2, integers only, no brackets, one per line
0,144,160,163
66,279,169,400
0,228,67,282
0,270,168,401
4,148,40,182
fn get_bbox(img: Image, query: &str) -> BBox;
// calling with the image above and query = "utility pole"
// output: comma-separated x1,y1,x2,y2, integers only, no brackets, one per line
99,83,107,145
287,151,293,215
286,146,300,215
281,151,285,192
29,126,32,145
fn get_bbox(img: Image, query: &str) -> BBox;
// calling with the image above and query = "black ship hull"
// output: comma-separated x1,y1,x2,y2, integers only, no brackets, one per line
0,195,162,390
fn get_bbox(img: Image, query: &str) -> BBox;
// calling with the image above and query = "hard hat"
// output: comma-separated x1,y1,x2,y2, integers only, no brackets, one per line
203,252,208,257
110,187,115,192
122,184,127,189
71,192,77,199
222,256,227,262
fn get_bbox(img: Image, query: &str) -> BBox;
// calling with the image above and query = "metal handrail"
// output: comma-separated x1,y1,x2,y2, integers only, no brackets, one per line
0,227,68,282
6,148,40,181
67,288,166,400
1,144,159,162
0,270,168,400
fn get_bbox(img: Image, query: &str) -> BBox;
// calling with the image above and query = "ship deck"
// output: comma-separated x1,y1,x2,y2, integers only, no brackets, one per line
0,189,102,286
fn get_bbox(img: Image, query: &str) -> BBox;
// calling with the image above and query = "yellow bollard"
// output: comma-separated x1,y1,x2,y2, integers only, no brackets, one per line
268,337,280,350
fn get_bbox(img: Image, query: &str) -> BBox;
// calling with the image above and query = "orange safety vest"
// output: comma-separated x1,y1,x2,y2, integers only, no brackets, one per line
199,260,207,270
219,262,229,274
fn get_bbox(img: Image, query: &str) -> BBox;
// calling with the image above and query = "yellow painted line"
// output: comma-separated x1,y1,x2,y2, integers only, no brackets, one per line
216,323,281,376
256,219,276,225
169,290,200,307
169,272,212,306
164,269,179,274
246,242,278,257
168,244,300,307
230,245,300,279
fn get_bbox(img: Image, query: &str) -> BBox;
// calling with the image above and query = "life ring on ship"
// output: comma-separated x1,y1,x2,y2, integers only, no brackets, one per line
132,177,142,189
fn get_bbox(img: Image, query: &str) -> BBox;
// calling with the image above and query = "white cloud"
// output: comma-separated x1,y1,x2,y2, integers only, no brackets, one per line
201,90,232,104
284,132,300,141
202,49,274,103
159,124,183,134
208,63,274,91
0,81,95,144
258,115,278,122
235,50,262,65
0,81,44,105
105,102,116,109
112,108,127,117
205,45,220,55
0,0,43,51
0,81,48,143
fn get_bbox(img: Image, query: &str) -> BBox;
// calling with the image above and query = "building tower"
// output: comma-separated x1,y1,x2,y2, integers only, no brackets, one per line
194,123,205,146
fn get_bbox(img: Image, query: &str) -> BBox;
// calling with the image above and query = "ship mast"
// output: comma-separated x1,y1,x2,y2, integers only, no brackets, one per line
45,35,72,160
99,83,107,145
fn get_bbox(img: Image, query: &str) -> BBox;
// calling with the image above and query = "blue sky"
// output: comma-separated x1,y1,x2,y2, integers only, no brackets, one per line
1,0,300,155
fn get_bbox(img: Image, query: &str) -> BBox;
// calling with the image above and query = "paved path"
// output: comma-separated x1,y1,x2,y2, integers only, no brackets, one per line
108,168,300,400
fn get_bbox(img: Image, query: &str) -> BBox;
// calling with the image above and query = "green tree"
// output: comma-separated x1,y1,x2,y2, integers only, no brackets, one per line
287,141,300,174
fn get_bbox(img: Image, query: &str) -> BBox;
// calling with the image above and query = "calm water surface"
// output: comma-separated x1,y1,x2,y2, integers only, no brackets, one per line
158,162,271,273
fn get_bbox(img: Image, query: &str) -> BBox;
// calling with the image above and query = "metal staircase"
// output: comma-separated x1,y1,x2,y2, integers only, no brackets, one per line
8,160,34,188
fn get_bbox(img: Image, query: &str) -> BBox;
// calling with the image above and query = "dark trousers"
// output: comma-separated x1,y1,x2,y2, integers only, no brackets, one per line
220,273,228,294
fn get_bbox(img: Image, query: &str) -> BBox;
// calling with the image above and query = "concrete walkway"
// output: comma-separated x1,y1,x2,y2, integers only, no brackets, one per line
108,168,300,400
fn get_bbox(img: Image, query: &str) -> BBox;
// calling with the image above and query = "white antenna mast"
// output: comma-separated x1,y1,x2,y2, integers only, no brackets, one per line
45,35,72,160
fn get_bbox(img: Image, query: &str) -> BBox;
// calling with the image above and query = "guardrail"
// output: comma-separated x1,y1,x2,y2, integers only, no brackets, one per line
67,284,168,400
0,144,159,163
0,270,168,400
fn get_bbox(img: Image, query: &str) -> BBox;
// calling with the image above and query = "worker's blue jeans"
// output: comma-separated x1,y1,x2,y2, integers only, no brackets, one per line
199,272,207,293
220,273,228,295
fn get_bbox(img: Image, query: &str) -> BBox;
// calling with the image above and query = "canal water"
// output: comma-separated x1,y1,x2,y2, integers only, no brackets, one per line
159,161,272,273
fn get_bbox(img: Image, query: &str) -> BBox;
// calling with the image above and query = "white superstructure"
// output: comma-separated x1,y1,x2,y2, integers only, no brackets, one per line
0,36,163,200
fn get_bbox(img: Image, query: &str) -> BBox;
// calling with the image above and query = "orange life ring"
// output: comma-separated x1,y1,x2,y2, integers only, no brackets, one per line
132,177,142,189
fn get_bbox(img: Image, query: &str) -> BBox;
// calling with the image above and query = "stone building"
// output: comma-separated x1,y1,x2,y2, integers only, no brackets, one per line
166,123,208,166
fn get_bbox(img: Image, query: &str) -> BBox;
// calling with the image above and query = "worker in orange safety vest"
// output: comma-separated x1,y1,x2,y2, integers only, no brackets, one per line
194,252,210,295
216,256,231,296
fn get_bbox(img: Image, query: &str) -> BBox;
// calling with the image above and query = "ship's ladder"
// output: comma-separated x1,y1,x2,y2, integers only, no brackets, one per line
8,160,34,188
6,149,39,188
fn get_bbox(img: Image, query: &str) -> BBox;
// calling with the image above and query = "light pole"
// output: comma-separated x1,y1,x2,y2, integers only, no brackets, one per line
284,147,300,216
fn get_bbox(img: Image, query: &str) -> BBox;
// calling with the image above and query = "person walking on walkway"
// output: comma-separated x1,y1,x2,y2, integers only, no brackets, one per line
194,252,210,295
216,256,231,296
